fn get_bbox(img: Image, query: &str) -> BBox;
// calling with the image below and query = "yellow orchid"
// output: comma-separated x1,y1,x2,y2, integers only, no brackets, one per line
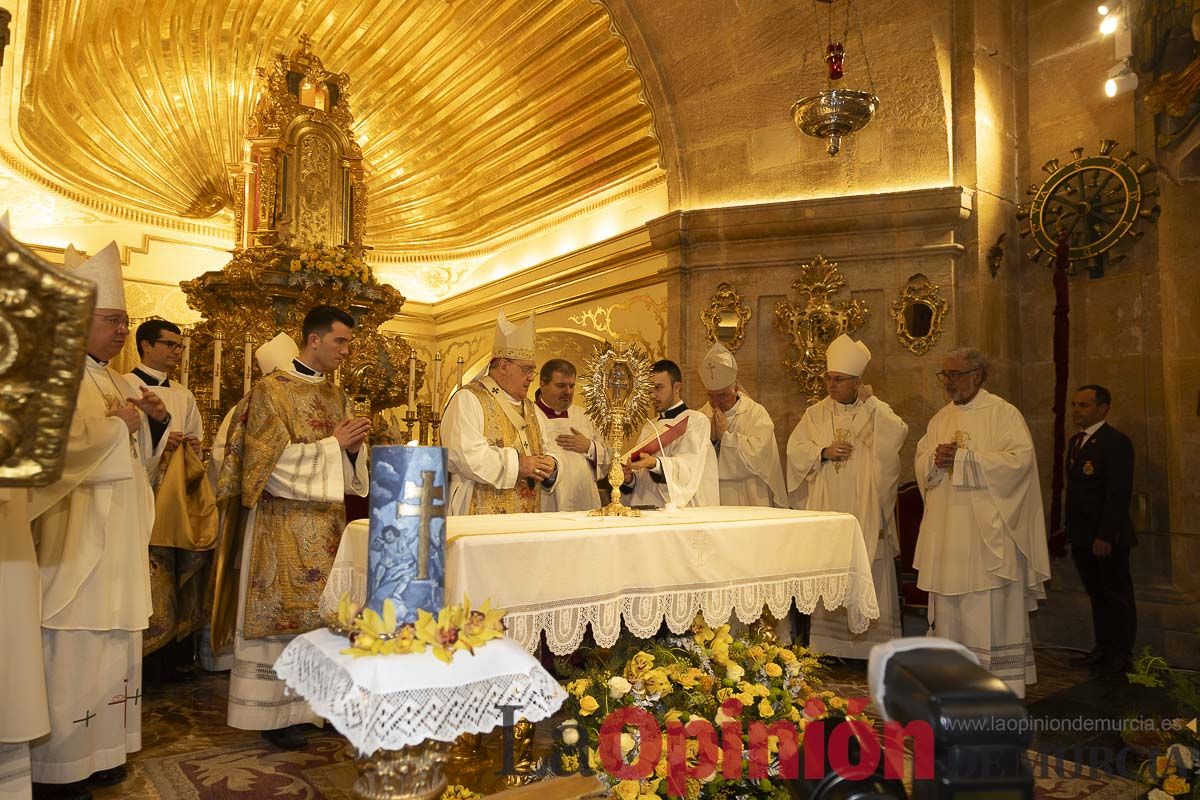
462,596,505,648
623,651,656,682
1162,775,1190,796
415,607,464,663
643,668,672,696
335,593,361,631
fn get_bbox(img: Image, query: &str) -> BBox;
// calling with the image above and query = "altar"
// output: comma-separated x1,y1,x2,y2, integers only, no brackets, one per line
321,506,880,654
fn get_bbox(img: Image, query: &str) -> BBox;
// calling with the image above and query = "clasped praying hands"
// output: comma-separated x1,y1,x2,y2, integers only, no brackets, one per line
334,417,371,453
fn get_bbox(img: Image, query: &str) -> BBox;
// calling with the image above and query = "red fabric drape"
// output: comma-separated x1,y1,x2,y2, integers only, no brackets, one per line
1048,234,1071,557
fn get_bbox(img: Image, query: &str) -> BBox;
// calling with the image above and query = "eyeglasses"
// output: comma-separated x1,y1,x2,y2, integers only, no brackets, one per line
93,313,130,329
936,368,979,381
153,339,185,352
824,374,857,385
505,359,536,377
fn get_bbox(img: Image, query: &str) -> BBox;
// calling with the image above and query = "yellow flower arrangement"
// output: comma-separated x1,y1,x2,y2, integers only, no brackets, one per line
555,615,855,799
440,785,482,800
286,242,374,286
334,594,505,662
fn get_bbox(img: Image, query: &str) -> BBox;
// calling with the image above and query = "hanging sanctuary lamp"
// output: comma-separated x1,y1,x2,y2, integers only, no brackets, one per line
790,0,880,157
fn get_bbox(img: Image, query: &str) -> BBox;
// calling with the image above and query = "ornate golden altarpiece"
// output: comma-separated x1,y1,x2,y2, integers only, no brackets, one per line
182,37,421,434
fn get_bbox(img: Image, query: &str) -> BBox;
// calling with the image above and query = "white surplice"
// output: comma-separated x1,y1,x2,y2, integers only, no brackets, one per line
441,387,558,516
786,395,908,657
27,358,154,784
125,363,205,481
0,489,48,800
699,394,786,507
913,388,1051,697
227,367,369,731
535,402,611,512
624,408,720,509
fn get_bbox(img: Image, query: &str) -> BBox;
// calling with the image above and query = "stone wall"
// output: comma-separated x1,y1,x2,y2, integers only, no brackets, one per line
1018,0,1200,665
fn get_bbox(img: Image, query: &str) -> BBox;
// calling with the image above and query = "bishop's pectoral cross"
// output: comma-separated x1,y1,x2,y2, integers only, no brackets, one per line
401,471,445,581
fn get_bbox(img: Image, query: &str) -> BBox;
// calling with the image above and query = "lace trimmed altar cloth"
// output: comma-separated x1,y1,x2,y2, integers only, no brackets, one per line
320,506,880,655
273,629,566,755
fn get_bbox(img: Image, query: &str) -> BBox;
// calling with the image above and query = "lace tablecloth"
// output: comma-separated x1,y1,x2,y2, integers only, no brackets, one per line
273,629,566,755
321,506,879,655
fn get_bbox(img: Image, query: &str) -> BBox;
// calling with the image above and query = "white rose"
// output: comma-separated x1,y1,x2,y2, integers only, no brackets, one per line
608,675,632,699
560,720,580,746
715,707,735,725
726,662,745,682
1148,789,1172,800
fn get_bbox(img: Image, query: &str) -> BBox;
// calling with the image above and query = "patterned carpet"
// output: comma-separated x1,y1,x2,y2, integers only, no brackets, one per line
92,647,1146,800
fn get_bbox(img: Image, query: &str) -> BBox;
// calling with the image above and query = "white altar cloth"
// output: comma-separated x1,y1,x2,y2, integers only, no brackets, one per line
321,506,879,655
273,629,566,755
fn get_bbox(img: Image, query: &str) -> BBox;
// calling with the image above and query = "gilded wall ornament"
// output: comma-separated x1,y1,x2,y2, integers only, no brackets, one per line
1016,140,1159,278
773,256,868,397
0,228,95,486
889,273,947,356
701,282,752,353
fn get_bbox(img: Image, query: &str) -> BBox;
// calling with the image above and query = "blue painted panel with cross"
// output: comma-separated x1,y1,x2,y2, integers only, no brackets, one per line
365,445,448,622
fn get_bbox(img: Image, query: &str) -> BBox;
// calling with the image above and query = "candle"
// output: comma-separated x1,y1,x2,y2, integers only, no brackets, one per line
212,335,223,410
456,355,464,390
407,351,417,410
180,333,191,391
243,334,253,394
433,352,442,410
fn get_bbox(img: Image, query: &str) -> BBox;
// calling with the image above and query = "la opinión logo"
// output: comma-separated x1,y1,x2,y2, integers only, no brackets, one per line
497,698,936,797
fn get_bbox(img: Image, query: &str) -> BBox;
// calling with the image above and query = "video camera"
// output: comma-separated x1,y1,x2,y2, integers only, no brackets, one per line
805,638,1033,800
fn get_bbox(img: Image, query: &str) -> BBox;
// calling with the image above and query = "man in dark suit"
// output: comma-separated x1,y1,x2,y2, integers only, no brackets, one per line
1066,384,1136,673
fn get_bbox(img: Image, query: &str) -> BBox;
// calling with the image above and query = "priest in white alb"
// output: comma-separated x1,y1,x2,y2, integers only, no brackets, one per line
913,347,1051,697
215,306,369,750
786,335,907,658
696,342,786,507
440,311,560,515
124,319,204,481
620,359,719,508
534,358,611,512
29,242,165,797
0,212,50,800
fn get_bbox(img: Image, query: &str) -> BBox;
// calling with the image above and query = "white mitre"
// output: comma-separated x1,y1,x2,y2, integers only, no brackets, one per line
256,332,299,375
0,210,9,232
63,244,84,269
699,341,738,391
826,334,871,377
67,241,125,310
492,310,535,361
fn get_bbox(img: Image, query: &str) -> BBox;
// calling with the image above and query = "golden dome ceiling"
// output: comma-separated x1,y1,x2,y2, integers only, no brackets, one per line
8,0,661,261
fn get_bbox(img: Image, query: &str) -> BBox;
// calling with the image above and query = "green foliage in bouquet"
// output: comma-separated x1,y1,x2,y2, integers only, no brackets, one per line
1125,645,1200,800
553,615,865,799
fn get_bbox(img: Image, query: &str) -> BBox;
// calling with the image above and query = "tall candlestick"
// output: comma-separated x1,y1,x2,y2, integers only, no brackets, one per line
456,355,464,390
433,351,442,410
212,335,223,410
407,351,417,410
180,333,191,391
243,334,253,394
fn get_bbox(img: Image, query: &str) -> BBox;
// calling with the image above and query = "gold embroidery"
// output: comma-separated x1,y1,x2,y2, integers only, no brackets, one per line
458,381,544,515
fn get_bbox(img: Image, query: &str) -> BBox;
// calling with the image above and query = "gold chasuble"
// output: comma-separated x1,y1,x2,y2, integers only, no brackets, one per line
216,371,353,640
461,378,546,514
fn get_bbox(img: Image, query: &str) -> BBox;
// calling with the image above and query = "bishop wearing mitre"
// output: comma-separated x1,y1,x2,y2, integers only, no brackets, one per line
440,311,559,515
29,242,167,796
913,347,1051,697
696,342,786,507
786,334,907,658
620,359,720,508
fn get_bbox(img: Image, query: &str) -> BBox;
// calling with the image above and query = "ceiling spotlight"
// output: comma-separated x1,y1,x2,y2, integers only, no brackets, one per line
1097,3,1109,14
1100,13,1119,34
1105,71,1138,97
